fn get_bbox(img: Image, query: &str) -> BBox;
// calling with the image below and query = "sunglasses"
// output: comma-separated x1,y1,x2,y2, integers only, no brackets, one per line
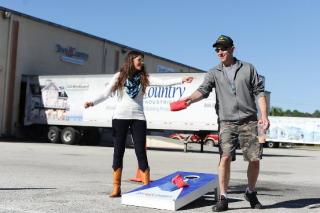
215,47,229,53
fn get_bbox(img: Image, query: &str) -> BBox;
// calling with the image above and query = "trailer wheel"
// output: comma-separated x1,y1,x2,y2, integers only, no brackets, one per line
61,127,80,145
47,126,61,143
266,141,279,148
206,139,219,147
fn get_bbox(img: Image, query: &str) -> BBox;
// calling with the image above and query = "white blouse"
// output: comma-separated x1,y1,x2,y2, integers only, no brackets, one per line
92,72,182,120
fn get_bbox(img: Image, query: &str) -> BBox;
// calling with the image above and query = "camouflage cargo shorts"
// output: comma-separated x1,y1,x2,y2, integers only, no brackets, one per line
219,120,263,161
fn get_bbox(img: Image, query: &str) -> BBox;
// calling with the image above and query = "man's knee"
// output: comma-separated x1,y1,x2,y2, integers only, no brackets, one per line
220,155,233,165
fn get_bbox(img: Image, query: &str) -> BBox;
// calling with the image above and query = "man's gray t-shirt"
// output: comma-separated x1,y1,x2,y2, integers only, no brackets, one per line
223,64,237,94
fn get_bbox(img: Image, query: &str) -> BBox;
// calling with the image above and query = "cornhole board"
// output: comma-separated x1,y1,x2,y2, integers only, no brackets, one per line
121,171,218,211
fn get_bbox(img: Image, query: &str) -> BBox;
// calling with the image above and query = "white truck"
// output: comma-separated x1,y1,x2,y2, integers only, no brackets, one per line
21,73,218,146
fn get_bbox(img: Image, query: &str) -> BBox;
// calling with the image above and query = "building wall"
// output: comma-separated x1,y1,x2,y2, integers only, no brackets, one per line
15,17,105,76
146,56,198,73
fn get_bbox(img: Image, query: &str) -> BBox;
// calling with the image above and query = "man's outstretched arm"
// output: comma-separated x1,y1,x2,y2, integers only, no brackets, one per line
181,90,204,106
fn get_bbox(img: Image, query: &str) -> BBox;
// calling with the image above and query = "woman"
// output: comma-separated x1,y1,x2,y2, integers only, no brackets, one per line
84,50,193,197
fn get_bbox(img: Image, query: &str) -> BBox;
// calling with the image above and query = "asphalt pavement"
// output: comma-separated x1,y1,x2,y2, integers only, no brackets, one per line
0,139,319,213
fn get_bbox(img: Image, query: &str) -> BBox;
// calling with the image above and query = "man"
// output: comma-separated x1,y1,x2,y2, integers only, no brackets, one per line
182,35,269,212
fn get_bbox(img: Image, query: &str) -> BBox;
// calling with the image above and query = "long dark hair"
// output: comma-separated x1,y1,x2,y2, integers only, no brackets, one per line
112,50,150,94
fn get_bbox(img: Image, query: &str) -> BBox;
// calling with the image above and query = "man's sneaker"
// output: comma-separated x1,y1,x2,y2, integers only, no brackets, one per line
212,195,228,212
244,191,263,209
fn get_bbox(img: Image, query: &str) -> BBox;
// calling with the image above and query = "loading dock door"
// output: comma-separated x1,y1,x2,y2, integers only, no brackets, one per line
0,64,5,136
0,16,10,136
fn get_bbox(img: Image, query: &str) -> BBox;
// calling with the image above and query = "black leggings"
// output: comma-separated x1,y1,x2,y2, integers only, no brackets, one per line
112,119,149,171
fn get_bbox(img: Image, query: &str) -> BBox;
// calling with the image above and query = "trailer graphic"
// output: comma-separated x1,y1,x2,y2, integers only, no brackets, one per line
267,116,320,146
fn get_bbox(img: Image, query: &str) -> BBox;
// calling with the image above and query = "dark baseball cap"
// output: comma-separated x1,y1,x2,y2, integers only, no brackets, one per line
212,35,234,48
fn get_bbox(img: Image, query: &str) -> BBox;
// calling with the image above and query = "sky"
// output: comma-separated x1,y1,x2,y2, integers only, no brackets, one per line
0,0,319,113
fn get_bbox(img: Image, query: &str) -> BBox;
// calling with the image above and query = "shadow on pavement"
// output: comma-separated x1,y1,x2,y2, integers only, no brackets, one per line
229,183,297,196
262,153,310,158
181,195,320,211
0,187,56,190
264,198,320,209
180,192,242,211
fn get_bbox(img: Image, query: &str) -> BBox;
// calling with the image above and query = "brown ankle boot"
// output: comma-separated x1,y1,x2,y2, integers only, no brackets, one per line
140,168,150,185
109,168,122,197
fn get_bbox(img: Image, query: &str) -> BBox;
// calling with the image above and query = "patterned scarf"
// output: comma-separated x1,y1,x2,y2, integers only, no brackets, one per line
124,73,141,98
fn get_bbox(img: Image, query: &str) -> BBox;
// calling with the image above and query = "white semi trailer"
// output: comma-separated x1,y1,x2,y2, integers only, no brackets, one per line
21,73,218,145
266,116,320,148
21,73,320,148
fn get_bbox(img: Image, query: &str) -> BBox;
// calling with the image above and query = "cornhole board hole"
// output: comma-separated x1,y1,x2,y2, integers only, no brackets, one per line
122,171,218,211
